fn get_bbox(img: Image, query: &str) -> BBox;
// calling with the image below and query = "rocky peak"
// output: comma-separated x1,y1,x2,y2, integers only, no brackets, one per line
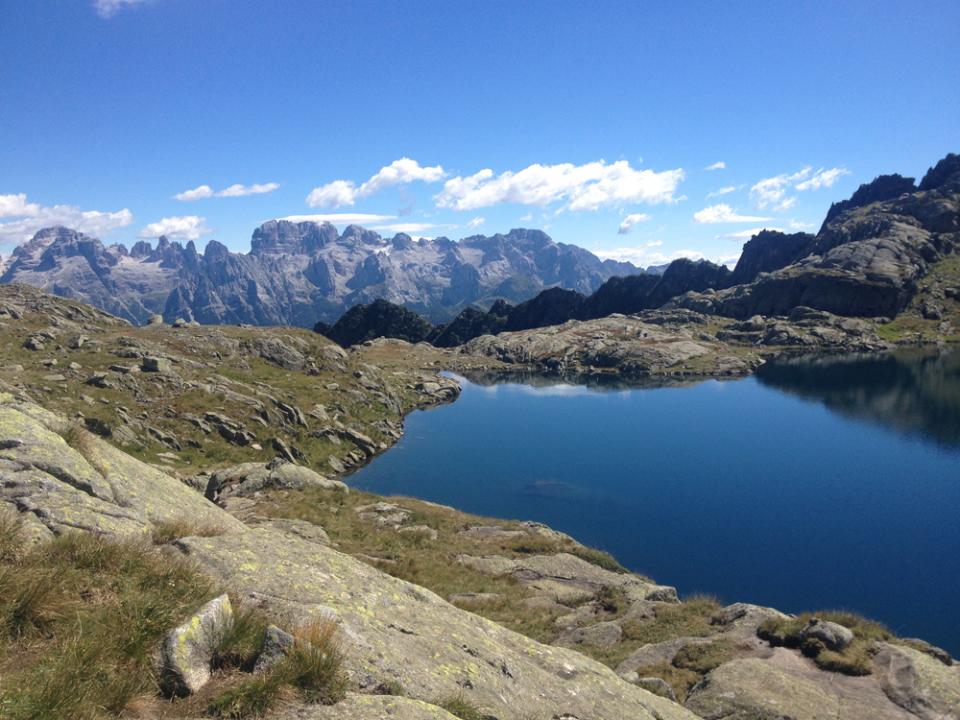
130,240,153,258
918,152,960,191
822,174,917,230
340,224,383,246
202,239,230,263
729,230,815,285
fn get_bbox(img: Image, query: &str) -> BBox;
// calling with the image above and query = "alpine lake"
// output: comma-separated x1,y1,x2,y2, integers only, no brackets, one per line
349,349,960,656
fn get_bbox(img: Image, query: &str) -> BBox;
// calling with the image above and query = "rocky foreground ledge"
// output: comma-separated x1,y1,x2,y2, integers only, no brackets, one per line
0,285,958,718
2,389,958,719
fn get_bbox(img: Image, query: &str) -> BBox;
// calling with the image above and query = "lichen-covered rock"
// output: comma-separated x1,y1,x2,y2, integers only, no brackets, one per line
685,649,930,720
176,529,696,720
281,693,460,719
203,460,346,502
0,393,242,541
161,593,234,696
457,551,678,604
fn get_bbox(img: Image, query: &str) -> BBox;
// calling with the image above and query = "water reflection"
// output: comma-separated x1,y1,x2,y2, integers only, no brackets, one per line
756,350,960,447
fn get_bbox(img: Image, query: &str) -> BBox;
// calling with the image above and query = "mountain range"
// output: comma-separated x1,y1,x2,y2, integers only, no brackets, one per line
318,152,960,347
0,222,640,326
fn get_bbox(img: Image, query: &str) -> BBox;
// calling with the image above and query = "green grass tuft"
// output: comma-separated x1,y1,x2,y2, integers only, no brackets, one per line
0,532,216,719
151,519,226,546
437,694,487,720
758,610,892,676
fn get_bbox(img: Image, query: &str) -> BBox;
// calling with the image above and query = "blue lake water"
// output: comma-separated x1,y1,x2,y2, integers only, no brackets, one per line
348,350,960,655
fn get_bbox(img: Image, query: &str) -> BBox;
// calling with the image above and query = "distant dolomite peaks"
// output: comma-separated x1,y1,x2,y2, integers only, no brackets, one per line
0,221,642,327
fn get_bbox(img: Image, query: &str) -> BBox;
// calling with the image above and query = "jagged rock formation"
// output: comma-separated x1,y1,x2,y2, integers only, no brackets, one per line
671,153,960,319
0,223,642,326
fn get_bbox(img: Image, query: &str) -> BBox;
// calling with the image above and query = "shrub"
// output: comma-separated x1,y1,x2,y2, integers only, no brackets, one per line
621,595,721,645
0,532,215,719
0,509,24,561
569,546,630,574
280,619,348,704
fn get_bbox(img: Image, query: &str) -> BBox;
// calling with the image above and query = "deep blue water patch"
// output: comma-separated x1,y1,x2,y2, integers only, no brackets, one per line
348,351,960,655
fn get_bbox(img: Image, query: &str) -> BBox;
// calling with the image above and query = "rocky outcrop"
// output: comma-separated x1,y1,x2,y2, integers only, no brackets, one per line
322,299,435,347
727,230,814,285
429,300,512,347
460,307,890,379
671,153,960,320
1,224,643,326
821,173,917,230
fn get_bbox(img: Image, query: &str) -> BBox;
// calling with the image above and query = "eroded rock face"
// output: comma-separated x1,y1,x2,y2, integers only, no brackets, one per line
202,459,347,503
686,649,914,720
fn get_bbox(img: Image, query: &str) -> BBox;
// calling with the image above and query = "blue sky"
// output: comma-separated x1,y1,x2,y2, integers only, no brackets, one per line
1,0,957,268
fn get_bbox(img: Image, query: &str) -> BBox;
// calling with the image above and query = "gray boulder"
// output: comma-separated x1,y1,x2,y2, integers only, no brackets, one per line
801,617,855,651
161,593,234,696
253,624,296,674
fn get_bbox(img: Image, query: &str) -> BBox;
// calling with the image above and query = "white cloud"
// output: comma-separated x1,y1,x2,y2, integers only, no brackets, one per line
0,193,133,246
174,185,214,201
693,204,772,224
595,246,708,267
705,161,726,171
467,216,485,229
93,0,148,18
750,168,810,210
175,182,280,201
306,158,445,208
435,160,684,212
795,167,850,191
617,212,652,234
789,219,814,230
369,222,438,235
0,193,41,218
138,215,210,240
519,213,534,222
305,180,356,208
750,165,848,211
707,185,738,199
723,226,787,240
280,213,397,225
